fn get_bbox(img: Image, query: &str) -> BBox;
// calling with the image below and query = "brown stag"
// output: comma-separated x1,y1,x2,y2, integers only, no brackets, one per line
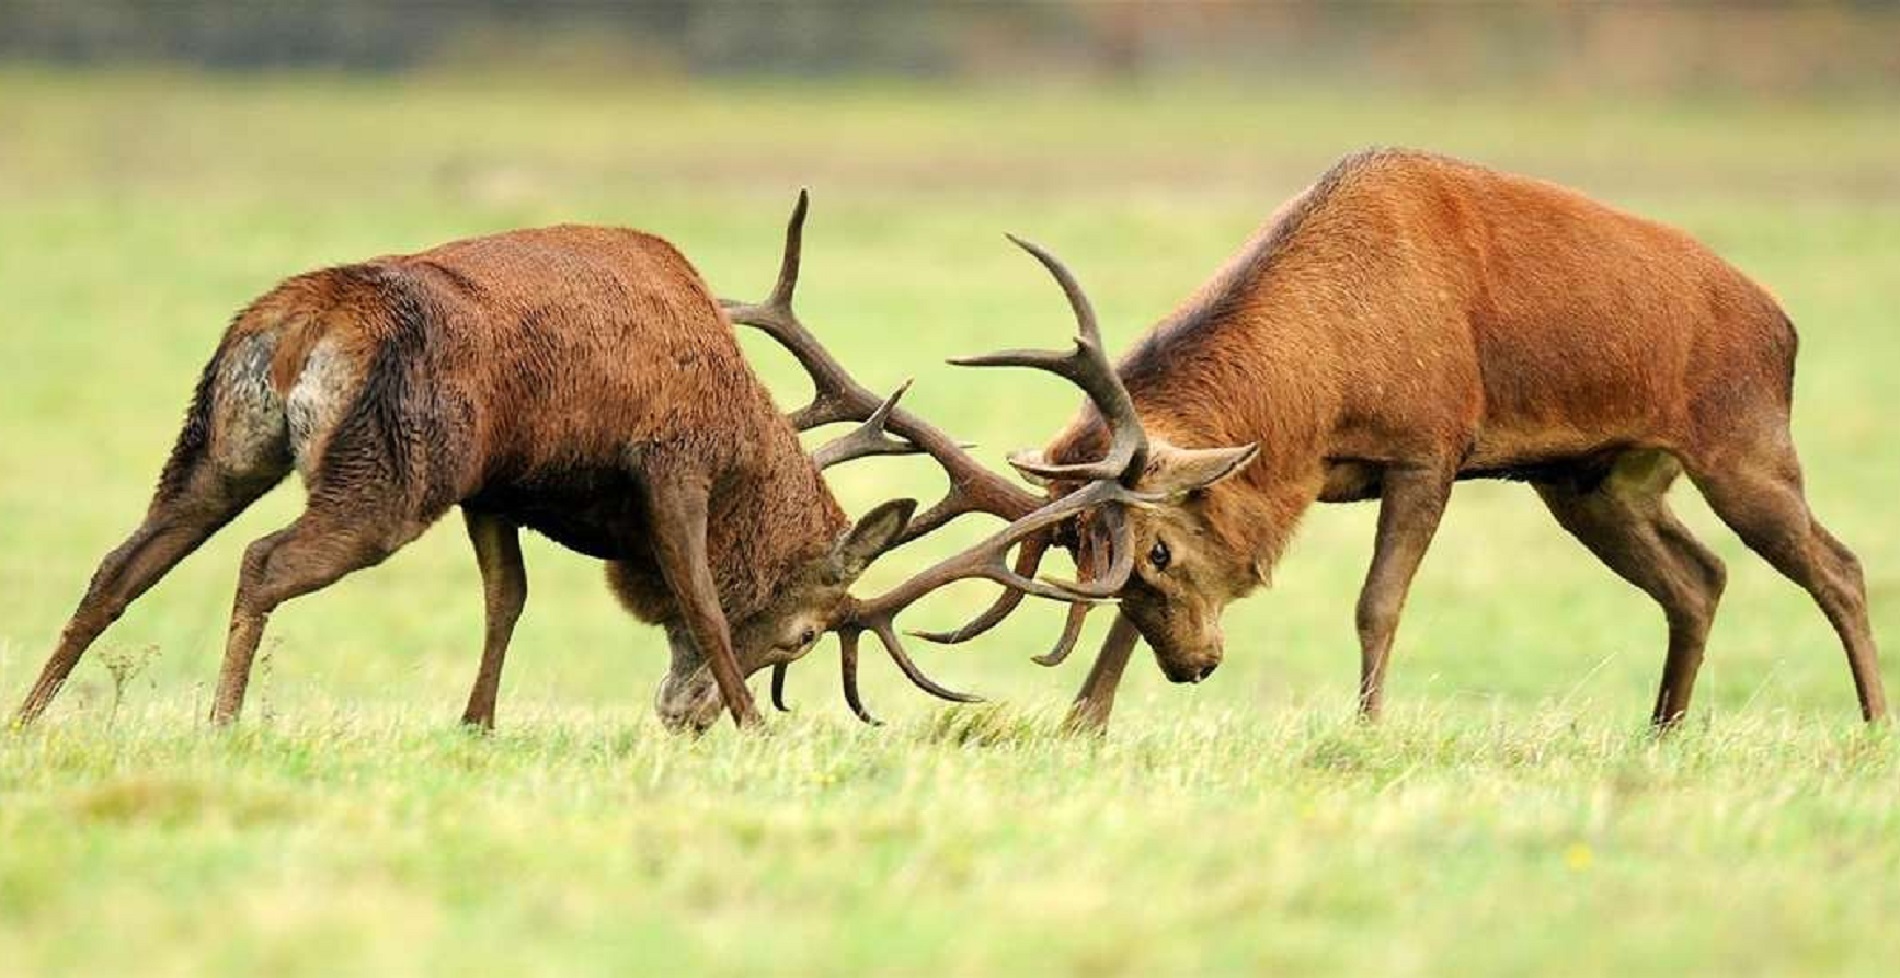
12,213,1129,733
921,148,1888,731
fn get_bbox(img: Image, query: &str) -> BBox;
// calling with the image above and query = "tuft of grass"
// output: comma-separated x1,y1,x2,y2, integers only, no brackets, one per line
98,642,160,727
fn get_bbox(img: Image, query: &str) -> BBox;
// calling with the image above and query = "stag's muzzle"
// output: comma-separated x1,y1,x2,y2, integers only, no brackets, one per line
655,665,723,734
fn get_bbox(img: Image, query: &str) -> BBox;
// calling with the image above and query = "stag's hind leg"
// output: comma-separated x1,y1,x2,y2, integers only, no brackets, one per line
1535,451,1727,726
15,470,284,725
15,338,294,726
1686,437,1886,722
460,509,526,730
212,501,435,725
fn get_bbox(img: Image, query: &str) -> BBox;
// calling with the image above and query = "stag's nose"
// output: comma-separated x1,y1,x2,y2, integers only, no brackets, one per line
1192,661,1218,683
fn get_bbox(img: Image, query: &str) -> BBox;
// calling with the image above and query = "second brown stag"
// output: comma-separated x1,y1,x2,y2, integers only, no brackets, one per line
928,148,1887,732
14,211,1108,734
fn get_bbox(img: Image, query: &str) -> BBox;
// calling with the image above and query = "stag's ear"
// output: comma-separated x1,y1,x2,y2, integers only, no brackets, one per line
828,498,918,584
1135,442,1260,498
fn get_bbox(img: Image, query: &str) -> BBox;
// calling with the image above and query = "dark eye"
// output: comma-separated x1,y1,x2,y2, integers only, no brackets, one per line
1149,539,1171,570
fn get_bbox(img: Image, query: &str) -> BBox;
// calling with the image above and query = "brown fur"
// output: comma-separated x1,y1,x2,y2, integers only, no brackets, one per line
1047,149,1884,728
14,224,911,732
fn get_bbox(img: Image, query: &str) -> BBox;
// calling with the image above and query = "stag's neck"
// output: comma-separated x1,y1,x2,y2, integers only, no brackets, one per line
703,426,848,622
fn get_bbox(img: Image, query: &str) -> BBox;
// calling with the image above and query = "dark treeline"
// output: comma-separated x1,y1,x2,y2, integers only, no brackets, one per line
2,1,1896,95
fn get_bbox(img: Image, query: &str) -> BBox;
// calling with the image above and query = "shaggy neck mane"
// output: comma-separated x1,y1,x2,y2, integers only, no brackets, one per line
1117,148,1383,398
703,384,847,623
1044,151,1394,578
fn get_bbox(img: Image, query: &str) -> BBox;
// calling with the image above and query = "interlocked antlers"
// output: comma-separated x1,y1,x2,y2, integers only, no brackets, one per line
722,191,1157,721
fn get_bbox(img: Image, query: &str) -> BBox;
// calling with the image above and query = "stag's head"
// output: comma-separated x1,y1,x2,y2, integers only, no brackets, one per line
648,496,920,733
911,233,1262,687
1029,441,1259,683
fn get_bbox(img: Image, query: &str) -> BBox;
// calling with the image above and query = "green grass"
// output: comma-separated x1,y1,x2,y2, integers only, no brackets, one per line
2,71,1898,976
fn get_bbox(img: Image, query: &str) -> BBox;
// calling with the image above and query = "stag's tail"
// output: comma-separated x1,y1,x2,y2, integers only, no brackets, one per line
11,289,324,726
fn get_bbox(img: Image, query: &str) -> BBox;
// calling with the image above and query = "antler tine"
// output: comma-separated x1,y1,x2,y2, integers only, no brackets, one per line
718,190,805,326
910,528,1110,667
908,533,1048,645
833,619,978,726
867,620,982,702
852,479,1154,639
949,235,1149,486
724,191,1046,536
1033,603,1093,667
770,661,793,712
838,630,879,725
810,382,927,470
919,481,1140,666
721,190,872,431
1007,233,1103,348
1026,503,1142,664
1031,503,1139,600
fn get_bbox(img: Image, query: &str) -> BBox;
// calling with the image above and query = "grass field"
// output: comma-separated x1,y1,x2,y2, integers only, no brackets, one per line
2,71,1898,976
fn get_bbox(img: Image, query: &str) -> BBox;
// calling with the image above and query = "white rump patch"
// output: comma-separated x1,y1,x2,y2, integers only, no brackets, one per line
211,333,287,474
286,337,361,477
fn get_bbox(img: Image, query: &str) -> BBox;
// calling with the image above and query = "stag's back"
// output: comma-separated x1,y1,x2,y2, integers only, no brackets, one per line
227,225,797,500
1121,149,1796,474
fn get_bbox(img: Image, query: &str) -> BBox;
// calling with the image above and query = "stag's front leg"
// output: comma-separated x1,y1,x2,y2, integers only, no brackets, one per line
1355,464,1454,720
461,509,527,730
1062,612,1141,734
642,472,762,730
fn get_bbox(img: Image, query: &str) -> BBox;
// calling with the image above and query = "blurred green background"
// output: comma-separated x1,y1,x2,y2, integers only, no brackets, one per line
1,4,1897,976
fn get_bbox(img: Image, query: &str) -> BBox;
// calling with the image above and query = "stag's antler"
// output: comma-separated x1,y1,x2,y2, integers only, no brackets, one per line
721,191,1043,543
884,233,1247,664
724,191,1152,720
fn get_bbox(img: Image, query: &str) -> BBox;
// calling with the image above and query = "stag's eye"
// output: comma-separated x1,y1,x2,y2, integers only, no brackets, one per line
778,626,820,655
1149,539,1171,571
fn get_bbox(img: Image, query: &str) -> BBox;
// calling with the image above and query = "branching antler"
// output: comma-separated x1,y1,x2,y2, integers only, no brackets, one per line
952,235,1150,486
721,190,1043,544
808,382,924,470
828,483,1156,722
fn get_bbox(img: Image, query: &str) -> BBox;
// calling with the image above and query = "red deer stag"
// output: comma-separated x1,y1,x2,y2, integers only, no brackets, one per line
920,148,1888,731
12,215,1108,733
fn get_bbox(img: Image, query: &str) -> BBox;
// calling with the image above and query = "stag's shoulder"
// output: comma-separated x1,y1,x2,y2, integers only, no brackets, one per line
1309,147,1578,208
